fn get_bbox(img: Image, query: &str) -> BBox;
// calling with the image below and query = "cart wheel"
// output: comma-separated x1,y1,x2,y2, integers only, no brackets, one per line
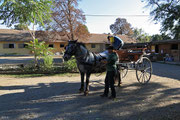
136,57,152,84
119,66,128,79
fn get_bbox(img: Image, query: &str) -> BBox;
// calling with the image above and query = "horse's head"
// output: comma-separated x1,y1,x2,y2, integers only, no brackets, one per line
63,40,78,61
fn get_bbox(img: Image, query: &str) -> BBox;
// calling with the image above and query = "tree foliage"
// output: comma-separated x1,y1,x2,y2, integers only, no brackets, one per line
74,23,90,40
110,18,134,36
143,0,180,39
132,28,151,43
26,39,53,68
151,33,171,41
0,0,53,66
14,24,29,30
0,0,53,27
50,0,89,40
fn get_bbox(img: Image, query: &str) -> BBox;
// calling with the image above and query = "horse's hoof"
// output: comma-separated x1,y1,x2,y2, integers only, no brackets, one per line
79,90,84,93
79,88,84,93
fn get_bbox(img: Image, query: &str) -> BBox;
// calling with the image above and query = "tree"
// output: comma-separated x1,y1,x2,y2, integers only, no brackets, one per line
132,28,144,40
0,0,53,66
142,0,180,39
50,0,88,40
110,18,134,36
151,33,171,41
132,28,151,43
151,34,163,41
74,24,90,40
14,24,29,30
26,39,54,69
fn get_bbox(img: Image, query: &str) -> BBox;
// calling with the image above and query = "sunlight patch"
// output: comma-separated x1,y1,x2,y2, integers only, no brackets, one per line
0,89,25,96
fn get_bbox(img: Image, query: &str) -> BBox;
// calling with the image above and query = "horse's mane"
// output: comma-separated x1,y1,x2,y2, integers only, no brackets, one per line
68,40,87,48
77,42,86,48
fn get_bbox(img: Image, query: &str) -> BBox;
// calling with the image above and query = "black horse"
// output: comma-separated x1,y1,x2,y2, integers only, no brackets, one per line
63,40,120,96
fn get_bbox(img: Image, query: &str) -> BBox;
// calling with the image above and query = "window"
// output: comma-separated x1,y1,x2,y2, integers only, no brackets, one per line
49,44,54,48
3,43,15,49
60,44,65,48
9,44,15,48
18,44,28,48
171,44,178,50
91,44,96,48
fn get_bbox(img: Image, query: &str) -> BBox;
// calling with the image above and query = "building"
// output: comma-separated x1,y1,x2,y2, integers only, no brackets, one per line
0,29,136,55
79,33,136,53
150,40,180,61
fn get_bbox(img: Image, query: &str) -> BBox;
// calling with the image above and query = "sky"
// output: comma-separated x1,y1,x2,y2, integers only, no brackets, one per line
79,0,161,35
0,0,161,35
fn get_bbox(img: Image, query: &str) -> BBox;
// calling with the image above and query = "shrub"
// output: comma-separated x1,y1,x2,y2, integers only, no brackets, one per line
64,57,78,72
40,55,54,71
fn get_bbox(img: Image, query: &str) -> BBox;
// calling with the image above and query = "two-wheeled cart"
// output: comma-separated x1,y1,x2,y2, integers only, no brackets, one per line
116,48,152,86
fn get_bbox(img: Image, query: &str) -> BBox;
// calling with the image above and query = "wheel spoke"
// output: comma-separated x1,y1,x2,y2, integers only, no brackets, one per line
144,73,149,82
139,72,143,82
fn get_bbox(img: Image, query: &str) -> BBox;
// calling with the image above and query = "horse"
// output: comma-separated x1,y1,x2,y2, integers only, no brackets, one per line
63,40,120,96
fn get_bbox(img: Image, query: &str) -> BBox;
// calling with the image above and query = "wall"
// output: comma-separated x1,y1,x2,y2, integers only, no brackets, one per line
85,43,105,53
158,44,171,54
0,41,68,55
0,41,31,55
47,42,67,55
152,43,180,61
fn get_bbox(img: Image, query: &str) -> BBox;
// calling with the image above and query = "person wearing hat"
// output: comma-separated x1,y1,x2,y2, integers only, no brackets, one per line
107,35,124,50
100,45,118,99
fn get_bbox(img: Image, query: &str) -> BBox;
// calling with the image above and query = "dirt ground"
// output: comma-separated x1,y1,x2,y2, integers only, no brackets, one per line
0,62,180,120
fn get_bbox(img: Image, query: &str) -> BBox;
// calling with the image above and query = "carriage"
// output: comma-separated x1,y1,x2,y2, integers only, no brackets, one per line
63,40,152,95
115,48,152,85
95,47,152,85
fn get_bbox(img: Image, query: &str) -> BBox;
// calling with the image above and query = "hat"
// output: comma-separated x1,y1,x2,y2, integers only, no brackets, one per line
107,45,114,50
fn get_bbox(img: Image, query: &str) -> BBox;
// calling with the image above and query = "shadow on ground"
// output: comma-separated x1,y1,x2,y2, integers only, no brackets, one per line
0,80,179,120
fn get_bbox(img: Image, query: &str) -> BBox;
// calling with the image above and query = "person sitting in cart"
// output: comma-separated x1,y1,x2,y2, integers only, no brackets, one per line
98,35,124,59
107,35,124,50
100,45,119,99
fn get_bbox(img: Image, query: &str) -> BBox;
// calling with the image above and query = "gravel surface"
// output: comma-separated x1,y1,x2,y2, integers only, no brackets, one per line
0,62,180,120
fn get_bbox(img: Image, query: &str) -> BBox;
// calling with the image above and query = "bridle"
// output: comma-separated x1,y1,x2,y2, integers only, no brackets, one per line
64,42,88,60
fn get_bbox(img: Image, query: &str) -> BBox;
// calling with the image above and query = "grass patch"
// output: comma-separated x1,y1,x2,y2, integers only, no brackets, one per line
0,73,80,78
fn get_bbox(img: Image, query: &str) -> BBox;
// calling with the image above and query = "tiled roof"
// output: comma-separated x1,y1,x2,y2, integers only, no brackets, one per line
150,39,180,44
0,29,136,43
78,33,136,43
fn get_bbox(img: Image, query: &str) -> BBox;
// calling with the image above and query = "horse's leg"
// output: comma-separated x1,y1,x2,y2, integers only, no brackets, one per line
84,72,91,96
79,72,85,93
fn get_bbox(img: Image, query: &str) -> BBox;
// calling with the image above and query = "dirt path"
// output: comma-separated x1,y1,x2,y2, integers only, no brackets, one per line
0,63,180,120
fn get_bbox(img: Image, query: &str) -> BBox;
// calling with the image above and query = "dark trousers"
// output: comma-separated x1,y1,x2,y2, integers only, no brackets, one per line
104,71,116,97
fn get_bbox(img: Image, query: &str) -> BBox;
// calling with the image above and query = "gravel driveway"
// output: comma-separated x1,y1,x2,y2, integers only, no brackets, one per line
0,62,180,120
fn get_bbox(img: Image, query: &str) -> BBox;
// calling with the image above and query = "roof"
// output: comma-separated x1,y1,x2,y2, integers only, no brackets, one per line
0,29,69,42
78,33,136,44
123,42,149,49
0,29,32,42
150,39,180,45
0,29,136,43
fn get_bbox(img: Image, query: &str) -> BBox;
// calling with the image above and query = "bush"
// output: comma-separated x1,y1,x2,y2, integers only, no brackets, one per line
41,55,53,71
63,57,78,72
